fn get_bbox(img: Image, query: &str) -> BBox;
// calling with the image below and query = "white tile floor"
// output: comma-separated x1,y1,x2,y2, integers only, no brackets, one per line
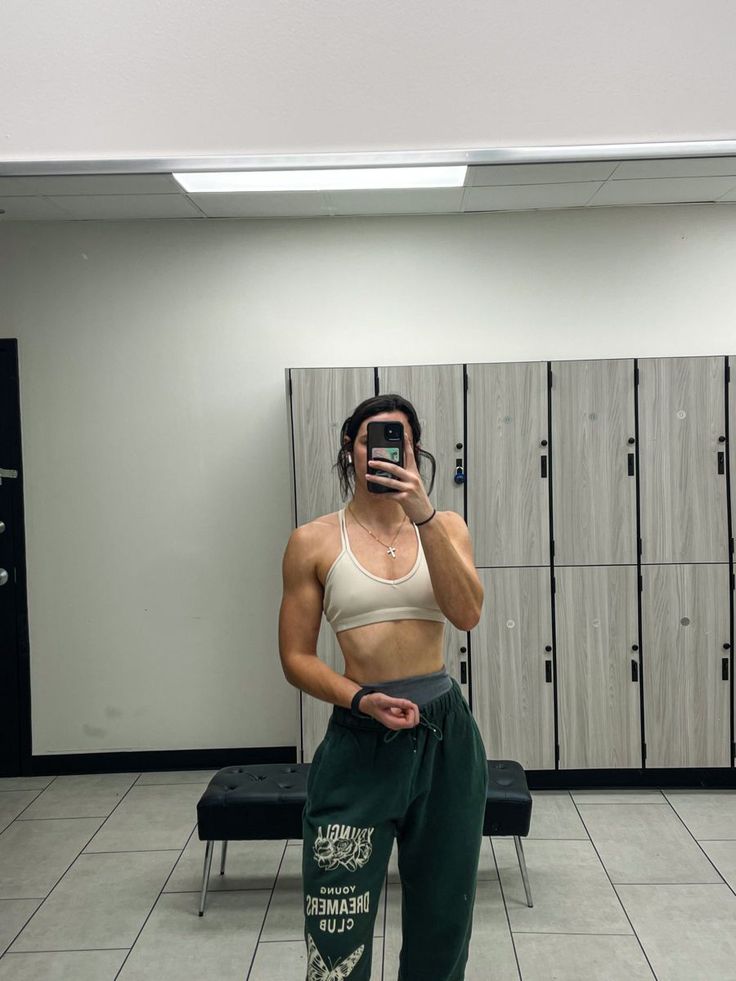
1,773,735,980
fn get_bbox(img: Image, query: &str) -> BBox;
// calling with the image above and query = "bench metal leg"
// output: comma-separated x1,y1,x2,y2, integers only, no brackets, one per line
513,835,533,907
199,839,215,917
220,840,228,875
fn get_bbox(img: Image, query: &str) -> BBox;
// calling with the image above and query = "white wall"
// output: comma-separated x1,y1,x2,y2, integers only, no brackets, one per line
2,0,736,161
1,204,735,755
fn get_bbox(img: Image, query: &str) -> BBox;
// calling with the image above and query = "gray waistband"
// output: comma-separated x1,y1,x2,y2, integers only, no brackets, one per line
359,666,452,706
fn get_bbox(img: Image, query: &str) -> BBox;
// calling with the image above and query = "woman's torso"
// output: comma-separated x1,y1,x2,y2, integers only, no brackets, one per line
310,509,445,684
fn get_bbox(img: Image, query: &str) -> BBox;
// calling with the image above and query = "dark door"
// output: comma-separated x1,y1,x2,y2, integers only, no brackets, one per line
0,340,31,776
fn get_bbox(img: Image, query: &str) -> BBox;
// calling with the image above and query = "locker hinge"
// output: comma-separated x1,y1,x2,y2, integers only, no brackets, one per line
732,572,735,591
730,537,734,557
464,373,468,392
638,537,642,558
642,742,647,763
552,576,556,594
551,539,555,558
732,741,736,762
634,365,639,385
555,744,560,765
639,574,643,592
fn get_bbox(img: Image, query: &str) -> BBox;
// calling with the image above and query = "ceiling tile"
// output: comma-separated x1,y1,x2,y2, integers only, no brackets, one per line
468,162,620,187
189,191,331,217
612,157,736,180
44,194,203,219
324,188,464,215
588,176,736,206
0,196,75,220
463,182,602,211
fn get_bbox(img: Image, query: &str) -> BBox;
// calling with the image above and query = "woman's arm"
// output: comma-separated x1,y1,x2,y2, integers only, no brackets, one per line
278,526,364,709
417,511,484,631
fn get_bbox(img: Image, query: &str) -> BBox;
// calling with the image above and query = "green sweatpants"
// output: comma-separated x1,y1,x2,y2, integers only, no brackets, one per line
301,677,488,981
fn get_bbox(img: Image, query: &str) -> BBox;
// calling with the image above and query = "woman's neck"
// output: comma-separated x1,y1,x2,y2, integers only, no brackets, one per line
347,493,407,535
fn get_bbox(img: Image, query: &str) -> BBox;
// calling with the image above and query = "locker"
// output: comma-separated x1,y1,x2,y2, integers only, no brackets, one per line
641,563,731,767
472,567,555,770
467,361,550,567
638,357,729,564
556,565,641,768
551,359,637,566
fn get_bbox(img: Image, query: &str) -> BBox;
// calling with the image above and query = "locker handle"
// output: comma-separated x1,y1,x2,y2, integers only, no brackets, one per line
541,455,547,478
718,451,725,475
628,453,635,477
631,659,639,682
723,658,729,681
460,661,467,685
544,660,552,683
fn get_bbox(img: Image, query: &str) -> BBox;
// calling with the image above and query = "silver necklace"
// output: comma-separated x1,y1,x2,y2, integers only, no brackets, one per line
347,504,407,558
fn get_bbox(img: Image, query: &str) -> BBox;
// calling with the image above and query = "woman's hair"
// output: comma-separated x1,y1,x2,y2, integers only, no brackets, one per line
335,393,437,500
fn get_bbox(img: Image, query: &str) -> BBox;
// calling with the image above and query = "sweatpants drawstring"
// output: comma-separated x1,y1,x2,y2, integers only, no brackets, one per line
383,714,444,748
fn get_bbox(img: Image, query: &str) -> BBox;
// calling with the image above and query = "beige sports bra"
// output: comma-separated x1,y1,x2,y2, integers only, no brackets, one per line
322,507,446,634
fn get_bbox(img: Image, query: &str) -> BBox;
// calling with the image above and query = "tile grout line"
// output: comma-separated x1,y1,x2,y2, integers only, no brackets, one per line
0,776,62,830
0,773,146,962
490,833,524,980
243,840,290,981
112,820,204,981
660,794,736,899
570,792,660,981
0,947,130,956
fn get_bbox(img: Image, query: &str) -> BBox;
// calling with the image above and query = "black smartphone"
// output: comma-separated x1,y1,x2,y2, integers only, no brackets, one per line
366,420,404,494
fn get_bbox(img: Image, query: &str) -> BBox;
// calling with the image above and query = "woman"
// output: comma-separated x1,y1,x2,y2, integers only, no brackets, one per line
278,393,488,981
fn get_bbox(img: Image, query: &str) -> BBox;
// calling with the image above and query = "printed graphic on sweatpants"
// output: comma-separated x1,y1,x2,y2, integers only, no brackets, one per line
306,882,372,935
307,931,365,980
313,823,374,871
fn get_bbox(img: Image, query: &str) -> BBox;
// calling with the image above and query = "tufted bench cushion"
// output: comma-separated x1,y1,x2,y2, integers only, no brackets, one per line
197,759,531,842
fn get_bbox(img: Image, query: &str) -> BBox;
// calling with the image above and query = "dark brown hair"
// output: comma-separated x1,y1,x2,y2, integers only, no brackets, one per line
335,393,437,500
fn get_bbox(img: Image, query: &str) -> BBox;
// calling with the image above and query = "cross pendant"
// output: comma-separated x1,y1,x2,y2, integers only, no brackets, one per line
387,546,397,558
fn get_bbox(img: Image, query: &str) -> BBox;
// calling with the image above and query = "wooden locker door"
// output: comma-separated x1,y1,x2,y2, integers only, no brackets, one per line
638,357,729,564
289,367,375,525
466,362,549,567
289,367,375,762
378,364,468,689
642,564,731,767
472,567,555,770
551,359,637,566
556,566,641,768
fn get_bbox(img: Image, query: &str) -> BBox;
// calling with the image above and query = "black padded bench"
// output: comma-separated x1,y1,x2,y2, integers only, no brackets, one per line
196,759,533,916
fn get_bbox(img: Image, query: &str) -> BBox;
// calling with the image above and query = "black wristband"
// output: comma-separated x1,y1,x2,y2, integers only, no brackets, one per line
415,508,436,527
351,687,379,718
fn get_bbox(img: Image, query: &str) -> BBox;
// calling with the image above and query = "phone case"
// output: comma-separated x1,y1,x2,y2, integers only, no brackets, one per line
366,420,404,494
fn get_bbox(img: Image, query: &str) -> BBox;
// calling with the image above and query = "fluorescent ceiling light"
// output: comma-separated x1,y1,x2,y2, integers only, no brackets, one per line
173,166,467,193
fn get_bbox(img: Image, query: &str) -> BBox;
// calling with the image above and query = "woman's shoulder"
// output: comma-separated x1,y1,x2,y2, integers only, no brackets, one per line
292,510,341,549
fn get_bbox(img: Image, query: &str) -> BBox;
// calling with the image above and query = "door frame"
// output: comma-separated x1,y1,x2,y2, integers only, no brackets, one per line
0,339,32,776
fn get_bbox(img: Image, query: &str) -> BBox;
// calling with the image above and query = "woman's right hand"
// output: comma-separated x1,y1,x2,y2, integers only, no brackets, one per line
359,692,419,729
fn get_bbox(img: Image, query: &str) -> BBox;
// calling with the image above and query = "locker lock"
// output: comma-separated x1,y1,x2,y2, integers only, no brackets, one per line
724,643,731,650
453,459,466,485
719,435,726,443
632,644,639,651
628,437,636,445
544,645,552,652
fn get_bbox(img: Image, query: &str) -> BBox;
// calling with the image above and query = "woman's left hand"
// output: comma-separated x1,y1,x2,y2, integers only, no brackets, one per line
366,430,435,524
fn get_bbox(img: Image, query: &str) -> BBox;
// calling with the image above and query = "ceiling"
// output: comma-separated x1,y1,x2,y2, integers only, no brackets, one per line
2,154,736,222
